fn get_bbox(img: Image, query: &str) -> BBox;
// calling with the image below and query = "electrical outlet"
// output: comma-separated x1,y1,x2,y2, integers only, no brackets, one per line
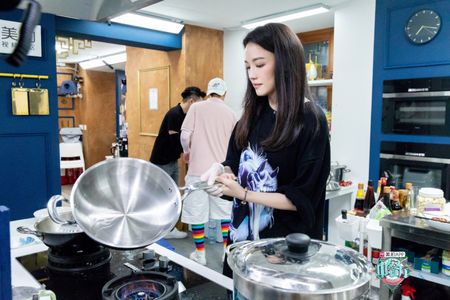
79,124,87,130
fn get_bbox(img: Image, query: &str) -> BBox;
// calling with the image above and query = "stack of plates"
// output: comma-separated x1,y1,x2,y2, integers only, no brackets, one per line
423,203,450,232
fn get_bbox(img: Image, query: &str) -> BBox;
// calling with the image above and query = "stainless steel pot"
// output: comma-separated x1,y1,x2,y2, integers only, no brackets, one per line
16,211,95,248
330,164,350,182
226,233,372,299
48,158,182,249
48,158,215,249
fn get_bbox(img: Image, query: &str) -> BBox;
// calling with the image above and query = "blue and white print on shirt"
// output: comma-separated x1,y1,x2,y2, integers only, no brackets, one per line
229,144,279,242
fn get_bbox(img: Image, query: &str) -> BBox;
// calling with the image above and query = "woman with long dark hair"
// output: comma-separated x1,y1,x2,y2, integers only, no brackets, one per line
202,23,330,274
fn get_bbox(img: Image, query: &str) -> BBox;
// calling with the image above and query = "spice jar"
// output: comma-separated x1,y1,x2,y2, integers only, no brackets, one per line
416,188,446,214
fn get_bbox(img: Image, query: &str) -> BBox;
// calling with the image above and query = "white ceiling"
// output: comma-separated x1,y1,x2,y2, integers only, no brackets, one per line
140,0,350,32
50,0,352,72
56,40,126,72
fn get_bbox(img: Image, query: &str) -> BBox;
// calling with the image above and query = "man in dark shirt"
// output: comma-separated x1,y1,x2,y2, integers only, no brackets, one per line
150,86,205,182
150,86,205,238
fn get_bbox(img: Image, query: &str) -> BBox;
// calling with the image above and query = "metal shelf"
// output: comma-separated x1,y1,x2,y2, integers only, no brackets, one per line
308,79,333,87
410,269,450,286
380,211,450,298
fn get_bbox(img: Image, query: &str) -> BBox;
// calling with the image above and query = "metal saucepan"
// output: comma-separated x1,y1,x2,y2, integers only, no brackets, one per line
17,211,95,248
48,158,215,249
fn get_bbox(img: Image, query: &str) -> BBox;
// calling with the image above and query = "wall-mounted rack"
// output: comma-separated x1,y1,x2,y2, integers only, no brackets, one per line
0,73,49,79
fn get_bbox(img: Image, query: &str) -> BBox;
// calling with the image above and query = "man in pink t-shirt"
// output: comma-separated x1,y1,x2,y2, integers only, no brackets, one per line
180,77,237,265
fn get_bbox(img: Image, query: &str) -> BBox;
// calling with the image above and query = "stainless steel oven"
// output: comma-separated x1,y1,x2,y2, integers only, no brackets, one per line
379,141,450,198
382,77,450,136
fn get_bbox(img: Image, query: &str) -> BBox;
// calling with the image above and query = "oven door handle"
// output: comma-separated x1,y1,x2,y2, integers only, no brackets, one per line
382,91,450,98
380,153,450,164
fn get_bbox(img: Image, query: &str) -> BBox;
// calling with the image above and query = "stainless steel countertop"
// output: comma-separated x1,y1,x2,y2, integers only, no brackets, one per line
380,210,450,250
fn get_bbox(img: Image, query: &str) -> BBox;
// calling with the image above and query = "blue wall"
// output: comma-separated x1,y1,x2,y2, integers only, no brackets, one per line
0,11,59,221
369,0,450,182
0,10,182,220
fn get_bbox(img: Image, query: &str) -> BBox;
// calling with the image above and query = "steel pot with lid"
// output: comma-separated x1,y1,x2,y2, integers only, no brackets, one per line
226,233,372,299
16,210,96,249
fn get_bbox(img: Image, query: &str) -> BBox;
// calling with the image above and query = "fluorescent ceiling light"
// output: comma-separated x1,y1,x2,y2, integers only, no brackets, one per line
104,53,127,65
79,52,127,70
242,4,330,29
111,13,184,34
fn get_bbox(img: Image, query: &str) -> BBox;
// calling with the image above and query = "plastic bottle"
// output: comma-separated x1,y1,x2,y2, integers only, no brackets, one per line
207,219,216,244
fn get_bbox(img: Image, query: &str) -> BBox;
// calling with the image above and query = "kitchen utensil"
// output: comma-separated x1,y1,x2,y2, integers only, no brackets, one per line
326,180,340,191
330,163,350,182
16,211,95,248
33,206,72,221
11,87,29,115
49,158,182,249
179,180,221,200
226,233,372,299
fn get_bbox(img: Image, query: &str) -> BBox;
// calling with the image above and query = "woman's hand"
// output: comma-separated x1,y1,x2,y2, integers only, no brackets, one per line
215,173,245,199
200,162,224,185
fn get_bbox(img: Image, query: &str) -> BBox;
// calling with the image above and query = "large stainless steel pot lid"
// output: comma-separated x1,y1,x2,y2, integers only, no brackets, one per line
70,158,181,249
227,233,372,294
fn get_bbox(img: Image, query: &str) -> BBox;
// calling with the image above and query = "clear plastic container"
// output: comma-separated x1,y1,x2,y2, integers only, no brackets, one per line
207,219,216,244
416,188,446,214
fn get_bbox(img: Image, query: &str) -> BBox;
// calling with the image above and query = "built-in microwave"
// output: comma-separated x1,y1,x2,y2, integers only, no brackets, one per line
382,77,450,136
379,141,450,198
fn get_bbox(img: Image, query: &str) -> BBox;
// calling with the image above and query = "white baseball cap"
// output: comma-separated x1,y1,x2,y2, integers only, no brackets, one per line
207,77,227,96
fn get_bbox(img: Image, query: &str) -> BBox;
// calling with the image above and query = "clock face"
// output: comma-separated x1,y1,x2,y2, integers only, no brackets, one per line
405,9,441,44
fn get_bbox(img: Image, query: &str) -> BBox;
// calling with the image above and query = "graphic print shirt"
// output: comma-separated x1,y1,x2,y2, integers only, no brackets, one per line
223,100,330,242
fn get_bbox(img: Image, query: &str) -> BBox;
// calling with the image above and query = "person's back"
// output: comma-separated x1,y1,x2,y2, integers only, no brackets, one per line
149,86,205,240
180,77,236,265
183,97,236,176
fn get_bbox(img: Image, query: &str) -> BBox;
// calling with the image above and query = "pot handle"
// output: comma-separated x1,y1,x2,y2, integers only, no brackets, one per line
225,240,252,257
17,226,43,238
47,195,74,225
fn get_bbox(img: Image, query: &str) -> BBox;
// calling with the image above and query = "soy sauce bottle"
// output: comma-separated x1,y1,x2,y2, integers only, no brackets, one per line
363,180,376,214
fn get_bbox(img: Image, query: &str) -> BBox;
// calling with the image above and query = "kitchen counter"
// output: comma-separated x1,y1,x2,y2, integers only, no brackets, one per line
10,218,48,290
9,187,354,296
325,185,356,245
9,217,233,296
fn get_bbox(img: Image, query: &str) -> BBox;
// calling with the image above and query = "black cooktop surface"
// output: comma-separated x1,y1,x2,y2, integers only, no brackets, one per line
17,247,228,300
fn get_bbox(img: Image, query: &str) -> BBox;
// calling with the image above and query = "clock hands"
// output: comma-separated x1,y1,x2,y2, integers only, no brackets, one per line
415,25,424,35
415,25,437,36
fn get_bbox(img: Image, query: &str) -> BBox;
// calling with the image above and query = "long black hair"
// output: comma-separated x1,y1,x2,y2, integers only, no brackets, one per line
235,23,311,151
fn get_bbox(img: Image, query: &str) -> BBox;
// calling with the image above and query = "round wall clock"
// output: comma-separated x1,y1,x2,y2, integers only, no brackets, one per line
405,9,441,44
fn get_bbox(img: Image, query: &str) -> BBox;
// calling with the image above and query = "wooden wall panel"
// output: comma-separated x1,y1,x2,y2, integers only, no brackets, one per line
126,25,223,185
185,25,223,88
78,69,116,168
125,45,185,162
138,66,171,136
